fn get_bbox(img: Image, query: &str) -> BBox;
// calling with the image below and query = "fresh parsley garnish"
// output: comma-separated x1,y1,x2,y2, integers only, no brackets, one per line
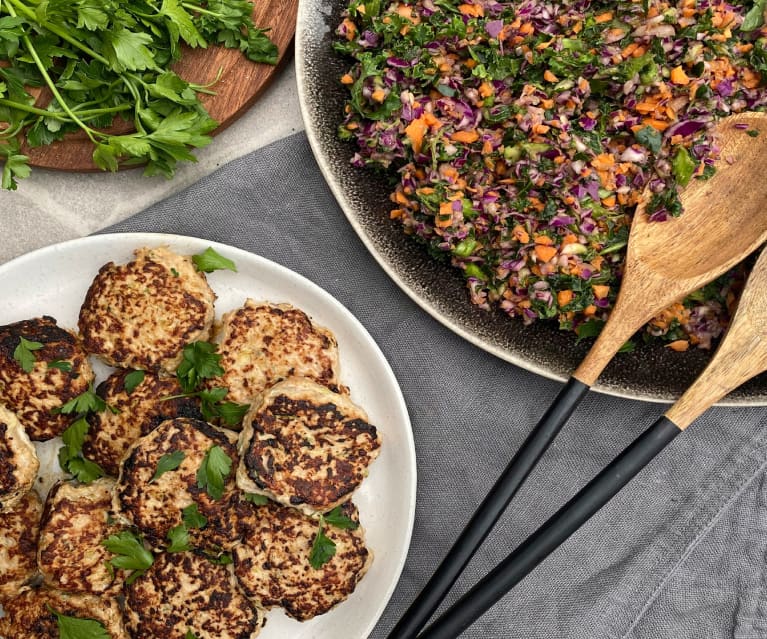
0,0,277,189
47,359,73,372
196,445,232,500
54,383,106,415
206,552,233,565
635,126,662,154
150,450,185,483
186,630,199,639
323,505,360,530
309,507,359,569
197,387,249,426
166,523,191,552
58,417,105,484
309,515,337,570
167,503,207,552
176,341,224,393
13,336,43,373
244,493,269,506
48,607,110,639
124,369,145,394
182,503,208,529
102,530,154,584
191,247,237,273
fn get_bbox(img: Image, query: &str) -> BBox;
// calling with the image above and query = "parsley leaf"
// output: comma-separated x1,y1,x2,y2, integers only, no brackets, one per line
197,387,249,425
323,505,360,530
58,417,105,484
150,450,185,483
196,445,232,500
206,552,233,565
182,503,208,529
47,359,73,372
192,247,237,273
54,384,106,415
742,0,767,32
176,341,224,393
102,531,154,582
186,631,199,639
635,126,662,154
0,139,30,191
124,370,145,394
244,493,269,506
309,515,337,569
49,607,110,639
166,523,191,552
13,336,44,373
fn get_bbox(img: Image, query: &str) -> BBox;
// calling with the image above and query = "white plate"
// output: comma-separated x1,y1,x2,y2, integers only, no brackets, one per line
0,232,416,639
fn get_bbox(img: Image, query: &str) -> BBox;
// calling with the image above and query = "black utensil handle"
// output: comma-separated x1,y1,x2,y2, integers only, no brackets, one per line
417,416,682,639
388,377,590,639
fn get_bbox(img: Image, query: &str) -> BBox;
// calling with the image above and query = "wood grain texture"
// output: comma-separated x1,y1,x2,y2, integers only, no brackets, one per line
22,0,299,171
573,112,767,387
666,244,767,429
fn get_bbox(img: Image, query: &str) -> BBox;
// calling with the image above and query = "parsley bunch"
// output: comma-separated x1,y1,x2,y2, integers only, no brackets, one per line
0,0,277,189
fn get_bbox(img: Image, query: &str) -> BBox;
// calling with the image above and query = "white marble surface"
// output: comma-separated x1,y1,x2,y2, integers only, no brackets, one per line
0,63,304,263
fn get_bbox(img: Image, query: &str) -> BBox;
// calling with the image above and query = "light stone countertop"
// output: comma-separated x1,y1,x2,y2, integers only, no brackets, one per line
0,63,304,264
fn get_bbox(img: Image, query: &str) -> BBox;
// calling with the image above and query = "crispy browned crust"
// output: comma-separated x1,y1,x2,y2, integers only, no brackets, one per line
233,500,371,621
115,418,242,552
214,301,340,410
124,551,264,639
0,316,94,441
0,490,42,603
237,378,381,515
83,369,202,477
78,247,216,373
0,587,127,638
38,479,123,594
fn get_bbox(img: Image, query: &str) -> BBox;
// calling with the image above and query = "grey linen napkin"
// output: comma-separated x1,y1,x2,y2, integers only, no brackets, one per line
105,132,767,639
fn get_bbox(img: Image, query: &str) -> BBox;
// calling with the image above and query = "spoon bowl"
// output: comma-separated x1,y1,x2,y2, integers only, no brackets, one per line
575,111,767,385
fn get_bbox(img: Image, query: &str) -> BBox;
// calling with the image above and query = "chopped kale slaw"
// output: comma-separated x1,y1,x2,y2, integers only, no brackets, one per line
335,0,767,350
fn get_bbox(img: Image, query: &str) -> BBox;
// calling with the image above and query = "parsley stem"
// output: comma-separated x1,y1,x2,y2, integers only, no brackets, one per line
180,3,222,18
17,39,98,142
4,1,99,143
4,0,110,66
0,98,132,120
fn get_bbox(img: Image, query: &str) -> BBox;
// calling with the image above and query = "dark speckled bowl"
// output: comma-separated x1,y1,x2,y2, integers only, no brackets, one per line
295,0,767,405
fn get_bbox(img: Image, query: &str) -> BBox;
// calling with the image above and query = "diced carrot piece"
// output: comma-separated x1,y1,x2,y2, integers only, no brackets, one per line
405,117,428,153
458,3,484,17
340,74,354,85
451,130,480,144
519,22,534,35
543,69,558,83
478,81,494,98
667,340,690,352
595,11,613,22
643,118,670,131
742,68,762,89
583,304,597,317
670,66,690,85
601,195,616,208
590,153,615,171
592,284,609,299
371,88,386,103
557,290,574,306
561,234,578,245
534,234,554,246
512,225,530,243
535,245,558,262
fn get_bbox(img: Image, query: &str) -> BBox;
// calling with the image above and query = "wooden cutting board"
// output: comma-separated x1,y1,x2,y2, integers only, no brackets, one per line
22,0,299,171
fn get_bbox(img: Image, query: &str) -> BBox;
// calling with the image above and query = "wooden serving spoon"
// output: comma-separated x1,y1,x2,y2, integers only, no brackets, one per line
418,241,767,639
390,112,767,639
